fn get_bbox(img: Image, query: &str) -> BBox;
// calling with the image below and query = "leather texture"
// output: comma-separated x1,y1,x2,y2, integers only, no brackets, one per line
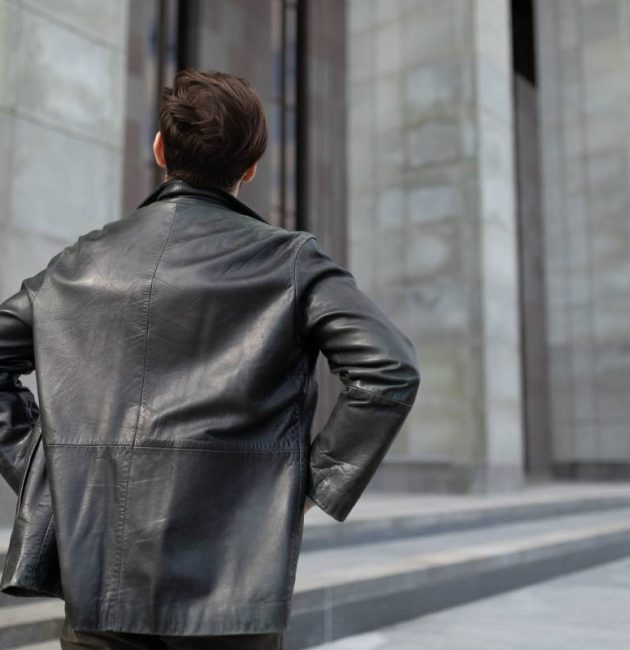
60,600,284,649
0,179,420,635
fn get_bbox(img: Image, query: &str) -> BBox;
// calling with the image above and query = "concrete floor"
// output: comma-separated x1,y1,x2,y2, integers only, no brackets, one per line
303,482,630,529
306,555,630,649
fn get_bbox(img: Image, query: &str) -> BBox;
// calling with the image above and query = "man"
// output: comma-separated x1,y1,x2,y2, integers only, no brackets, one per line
0,69,420,649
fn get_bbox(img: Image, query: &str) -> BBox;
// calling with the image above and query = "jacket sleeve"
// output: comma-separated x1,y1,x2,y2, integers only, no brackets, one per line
294,235,421,522
0,270,46,495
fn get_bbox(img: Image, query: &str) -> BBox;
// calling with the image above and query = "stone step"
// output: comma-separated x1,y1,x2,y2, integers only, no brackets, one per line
302,483,630,551
2,485,630,648
285,506,630,649
0,595,49,611
9,641,60,650
0,600,64,649
304,555,630,649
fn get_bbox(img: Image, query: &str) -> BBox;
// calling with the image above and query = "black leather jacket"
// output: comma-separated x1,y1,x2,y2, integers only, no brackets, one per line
0,179,420,635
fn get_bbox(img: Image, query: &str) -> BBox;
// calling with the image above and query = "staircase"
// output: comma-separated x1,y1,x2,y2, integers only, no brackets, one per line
0,482,629,649
283,482,630,649
0,594,63,649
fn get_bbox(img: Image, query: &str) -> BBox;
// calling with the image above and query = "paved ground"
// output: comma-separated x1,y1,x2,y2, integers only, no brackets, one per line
303,481,630,528
297,505,630,590
306,555,630,649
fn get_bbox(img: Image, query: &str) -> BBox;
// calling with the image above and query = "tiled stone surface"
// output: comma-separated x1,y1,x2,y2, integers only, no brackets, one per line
10,4,127,145
535,0,630,468
22,0,128,48
347,0,523,487
0,112,12,232
475,4,522,482
11,116,121,241
0,0,19,111
0,0,129,283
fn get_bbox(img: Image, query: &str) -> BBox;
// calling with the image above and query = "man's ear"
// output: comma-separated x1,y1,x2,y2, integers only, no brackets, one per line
241,161,257,184
153,131,166,169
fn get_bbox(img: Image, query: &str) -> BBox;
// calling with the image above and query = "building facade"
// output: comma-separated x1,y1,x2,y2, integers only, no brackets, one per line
0,0,628,524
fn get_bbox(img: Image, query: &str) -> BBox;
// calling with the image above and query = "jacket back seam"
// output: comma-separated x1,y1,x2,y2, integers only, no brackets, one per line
110,202,180,628
31,248,67,307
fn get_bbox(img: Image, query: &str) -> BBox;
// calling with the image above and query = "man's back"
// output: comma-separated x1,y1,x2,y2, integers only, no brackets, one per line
17,181,316,635
37,182,309,452
0,178,419,637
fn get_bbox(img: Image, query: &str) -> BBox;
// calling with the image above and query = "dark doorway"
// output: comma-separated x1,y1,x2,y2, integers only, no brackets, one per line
511,0,552,478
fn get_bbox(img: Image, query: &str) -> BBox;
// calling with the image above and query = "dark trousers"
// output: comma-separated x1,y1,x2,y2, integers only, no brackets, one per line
60,614,284,650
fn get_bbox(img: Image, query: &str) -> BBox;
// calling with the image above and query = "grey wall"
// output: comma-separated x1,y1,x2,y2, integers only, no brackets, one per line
0,0,129,297
347,0,524,493
0,0,129,523
535,0,630,478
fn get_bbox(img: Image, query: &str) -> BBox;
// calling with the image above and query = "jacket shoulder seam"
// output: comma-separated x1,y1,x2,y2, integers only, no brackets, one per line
30,239,81,307
132,201,180,443
112,200,179,627
24,284,37,304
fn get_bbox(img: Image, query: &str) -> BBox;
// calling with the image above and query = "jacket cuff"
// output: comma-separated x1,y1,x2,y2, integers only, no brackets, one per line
306,475,352,523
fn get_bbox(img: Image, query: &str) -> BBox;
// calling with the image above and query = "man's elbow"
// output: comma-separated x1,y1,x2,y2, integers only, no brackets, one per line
397,332,420,406
401,361,420,407
379,353,420,408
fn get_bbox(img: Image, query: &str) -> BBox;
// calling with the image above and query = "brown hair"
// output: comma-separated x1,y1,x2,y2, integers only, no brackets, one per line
158,68,268,191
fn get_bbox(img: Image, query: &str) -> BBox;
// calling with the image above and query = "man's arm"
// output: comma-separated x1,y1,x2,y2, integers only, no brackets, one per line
294,235,421,522
0,270,47,494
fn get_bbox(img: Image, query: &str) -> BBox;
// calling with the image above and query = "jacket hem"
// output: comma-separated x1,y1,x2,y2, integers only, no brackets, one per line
0,584,64,599
65,599,291,636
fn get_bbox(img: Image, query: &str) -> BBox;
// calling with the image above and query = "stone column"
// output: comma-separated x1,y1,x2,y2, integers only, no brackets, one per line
347,0,524,493
535,0,630,479
0,0,129,523
0,0,129,295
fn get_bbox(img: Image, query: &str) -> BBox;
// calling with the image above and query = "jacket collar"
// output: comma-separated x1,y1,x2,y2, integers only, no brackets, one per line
136,179,269,225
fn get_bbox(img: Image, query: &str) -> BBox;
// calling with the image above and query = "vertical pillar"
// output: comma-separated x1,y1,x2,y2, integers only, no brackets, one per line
536,0,630,479
347,0,524,493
